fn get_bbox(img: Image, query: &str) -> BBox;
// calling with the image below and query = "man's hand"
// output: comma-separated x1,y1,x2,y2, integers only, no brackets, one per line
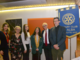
0,50,4,55
56,47,59,50
24,50,27,53
53,44,59,50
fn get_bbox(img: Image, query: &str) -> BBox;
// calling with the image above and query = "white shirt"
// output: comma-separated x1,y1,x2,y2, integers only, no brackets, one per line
21,32,31,50
43,29,50,44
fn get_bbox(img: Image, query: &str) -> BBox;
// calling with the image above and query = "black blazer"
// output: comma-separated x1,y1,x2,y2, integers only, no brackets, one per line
50,26,66,51
0,31,8,51
42,29,51,48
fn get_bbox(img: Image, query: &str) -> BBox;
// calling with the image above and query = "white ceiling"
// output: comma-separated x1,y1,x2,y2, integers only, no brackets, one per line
0,0,75,7
0,0,46,7
46,0,75,3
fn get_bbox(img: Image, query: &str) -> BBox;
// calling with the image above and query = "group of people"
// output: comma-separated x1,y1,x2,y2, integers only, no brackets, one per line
0,17,66,60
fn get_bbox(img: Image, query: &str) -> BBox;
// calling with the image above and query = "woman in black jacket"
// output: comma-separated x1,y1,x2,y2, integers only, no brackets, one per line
0,31,9,60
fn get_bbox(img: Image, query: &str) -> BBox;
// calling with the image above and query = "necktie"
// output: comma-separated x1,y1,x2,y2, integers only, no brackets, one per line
45,32,47,46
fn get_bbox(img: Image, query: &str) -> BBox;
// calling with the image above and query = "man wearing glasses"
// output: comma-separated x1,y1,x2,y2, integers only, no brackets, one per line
50,17,66,60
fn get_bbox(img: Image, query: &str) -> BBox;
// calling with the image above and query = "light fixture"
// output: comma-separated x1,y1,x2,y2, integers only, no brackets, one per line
0,2,75,12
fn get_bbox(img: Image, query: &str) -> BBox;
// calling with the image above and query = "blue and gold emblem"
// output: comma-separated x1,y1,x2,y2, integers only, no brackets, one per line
58,5,79,38
62,13,75,25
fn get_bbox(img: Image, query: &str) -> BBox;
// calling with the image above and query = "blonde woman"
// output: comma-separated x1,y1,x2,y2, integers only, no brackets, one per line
2,22,10,44
10,26,23,60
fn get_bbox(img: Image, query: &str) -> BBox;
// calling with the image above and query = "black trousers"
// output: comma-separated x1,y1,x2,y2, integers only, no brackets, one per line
23,44,29,60
52,49,64,60
43,44,52,60
32,51,41,60
3,49,9,60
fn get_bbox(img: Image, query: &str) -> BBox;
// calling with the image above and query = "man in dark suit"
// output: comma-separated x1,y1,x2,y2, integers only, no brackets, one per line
0,31,9,60
50,17,66,60
42,23,52,60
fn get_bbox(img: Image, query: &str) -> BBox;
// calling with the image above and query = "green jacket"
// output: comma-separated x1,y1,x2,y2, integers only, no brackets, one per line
31,35,43,54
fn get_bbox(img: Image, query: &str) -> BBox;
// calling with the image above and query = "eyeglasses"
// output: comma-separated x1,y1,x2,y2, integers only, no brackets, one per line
43,25,47,27
54,21,59,22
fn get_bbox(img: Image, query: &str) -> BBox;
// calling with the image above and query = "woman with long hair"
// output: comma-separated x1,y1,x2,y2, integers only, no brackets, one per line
1,22,10,60
31,27,43,60
10,26,23,60
21,24,31,60
1,22,10,44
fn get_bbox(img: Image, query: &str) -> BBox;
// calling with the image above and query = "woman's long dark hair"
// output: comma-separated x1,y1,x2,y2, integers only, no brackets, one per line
33,27,42,37
23,24,29,40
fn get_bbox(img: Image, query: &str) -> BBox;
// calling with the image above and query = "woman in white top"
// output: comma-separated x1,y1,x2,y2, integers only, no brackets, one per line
21,24,31,60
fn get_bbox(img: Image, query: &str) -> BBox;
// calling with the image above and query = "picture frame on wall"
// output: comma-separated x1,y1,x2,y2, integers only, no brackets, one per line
6,19,22,39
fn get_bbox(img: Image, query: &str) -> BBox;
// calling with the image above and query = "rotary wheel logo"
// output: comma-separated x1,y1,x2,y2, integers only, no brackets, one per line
62,13,75,25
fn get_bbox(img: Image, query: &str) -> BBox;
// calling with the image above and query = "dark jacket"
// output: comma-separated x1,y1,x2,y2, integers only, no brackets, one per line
0,31,8,51
42,29,51,49
31,35,43,54
50,26,66,51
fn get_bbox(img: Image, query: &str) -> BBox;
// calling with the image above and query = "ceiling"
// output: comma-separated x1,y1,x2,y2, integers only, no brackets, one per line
0,0,76,7
47,0,75,3
0,0,46,7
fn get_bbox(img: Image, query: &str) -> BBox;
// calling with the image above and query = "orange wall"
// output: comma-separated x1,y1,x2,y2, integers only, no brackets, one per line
28,18,68,49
